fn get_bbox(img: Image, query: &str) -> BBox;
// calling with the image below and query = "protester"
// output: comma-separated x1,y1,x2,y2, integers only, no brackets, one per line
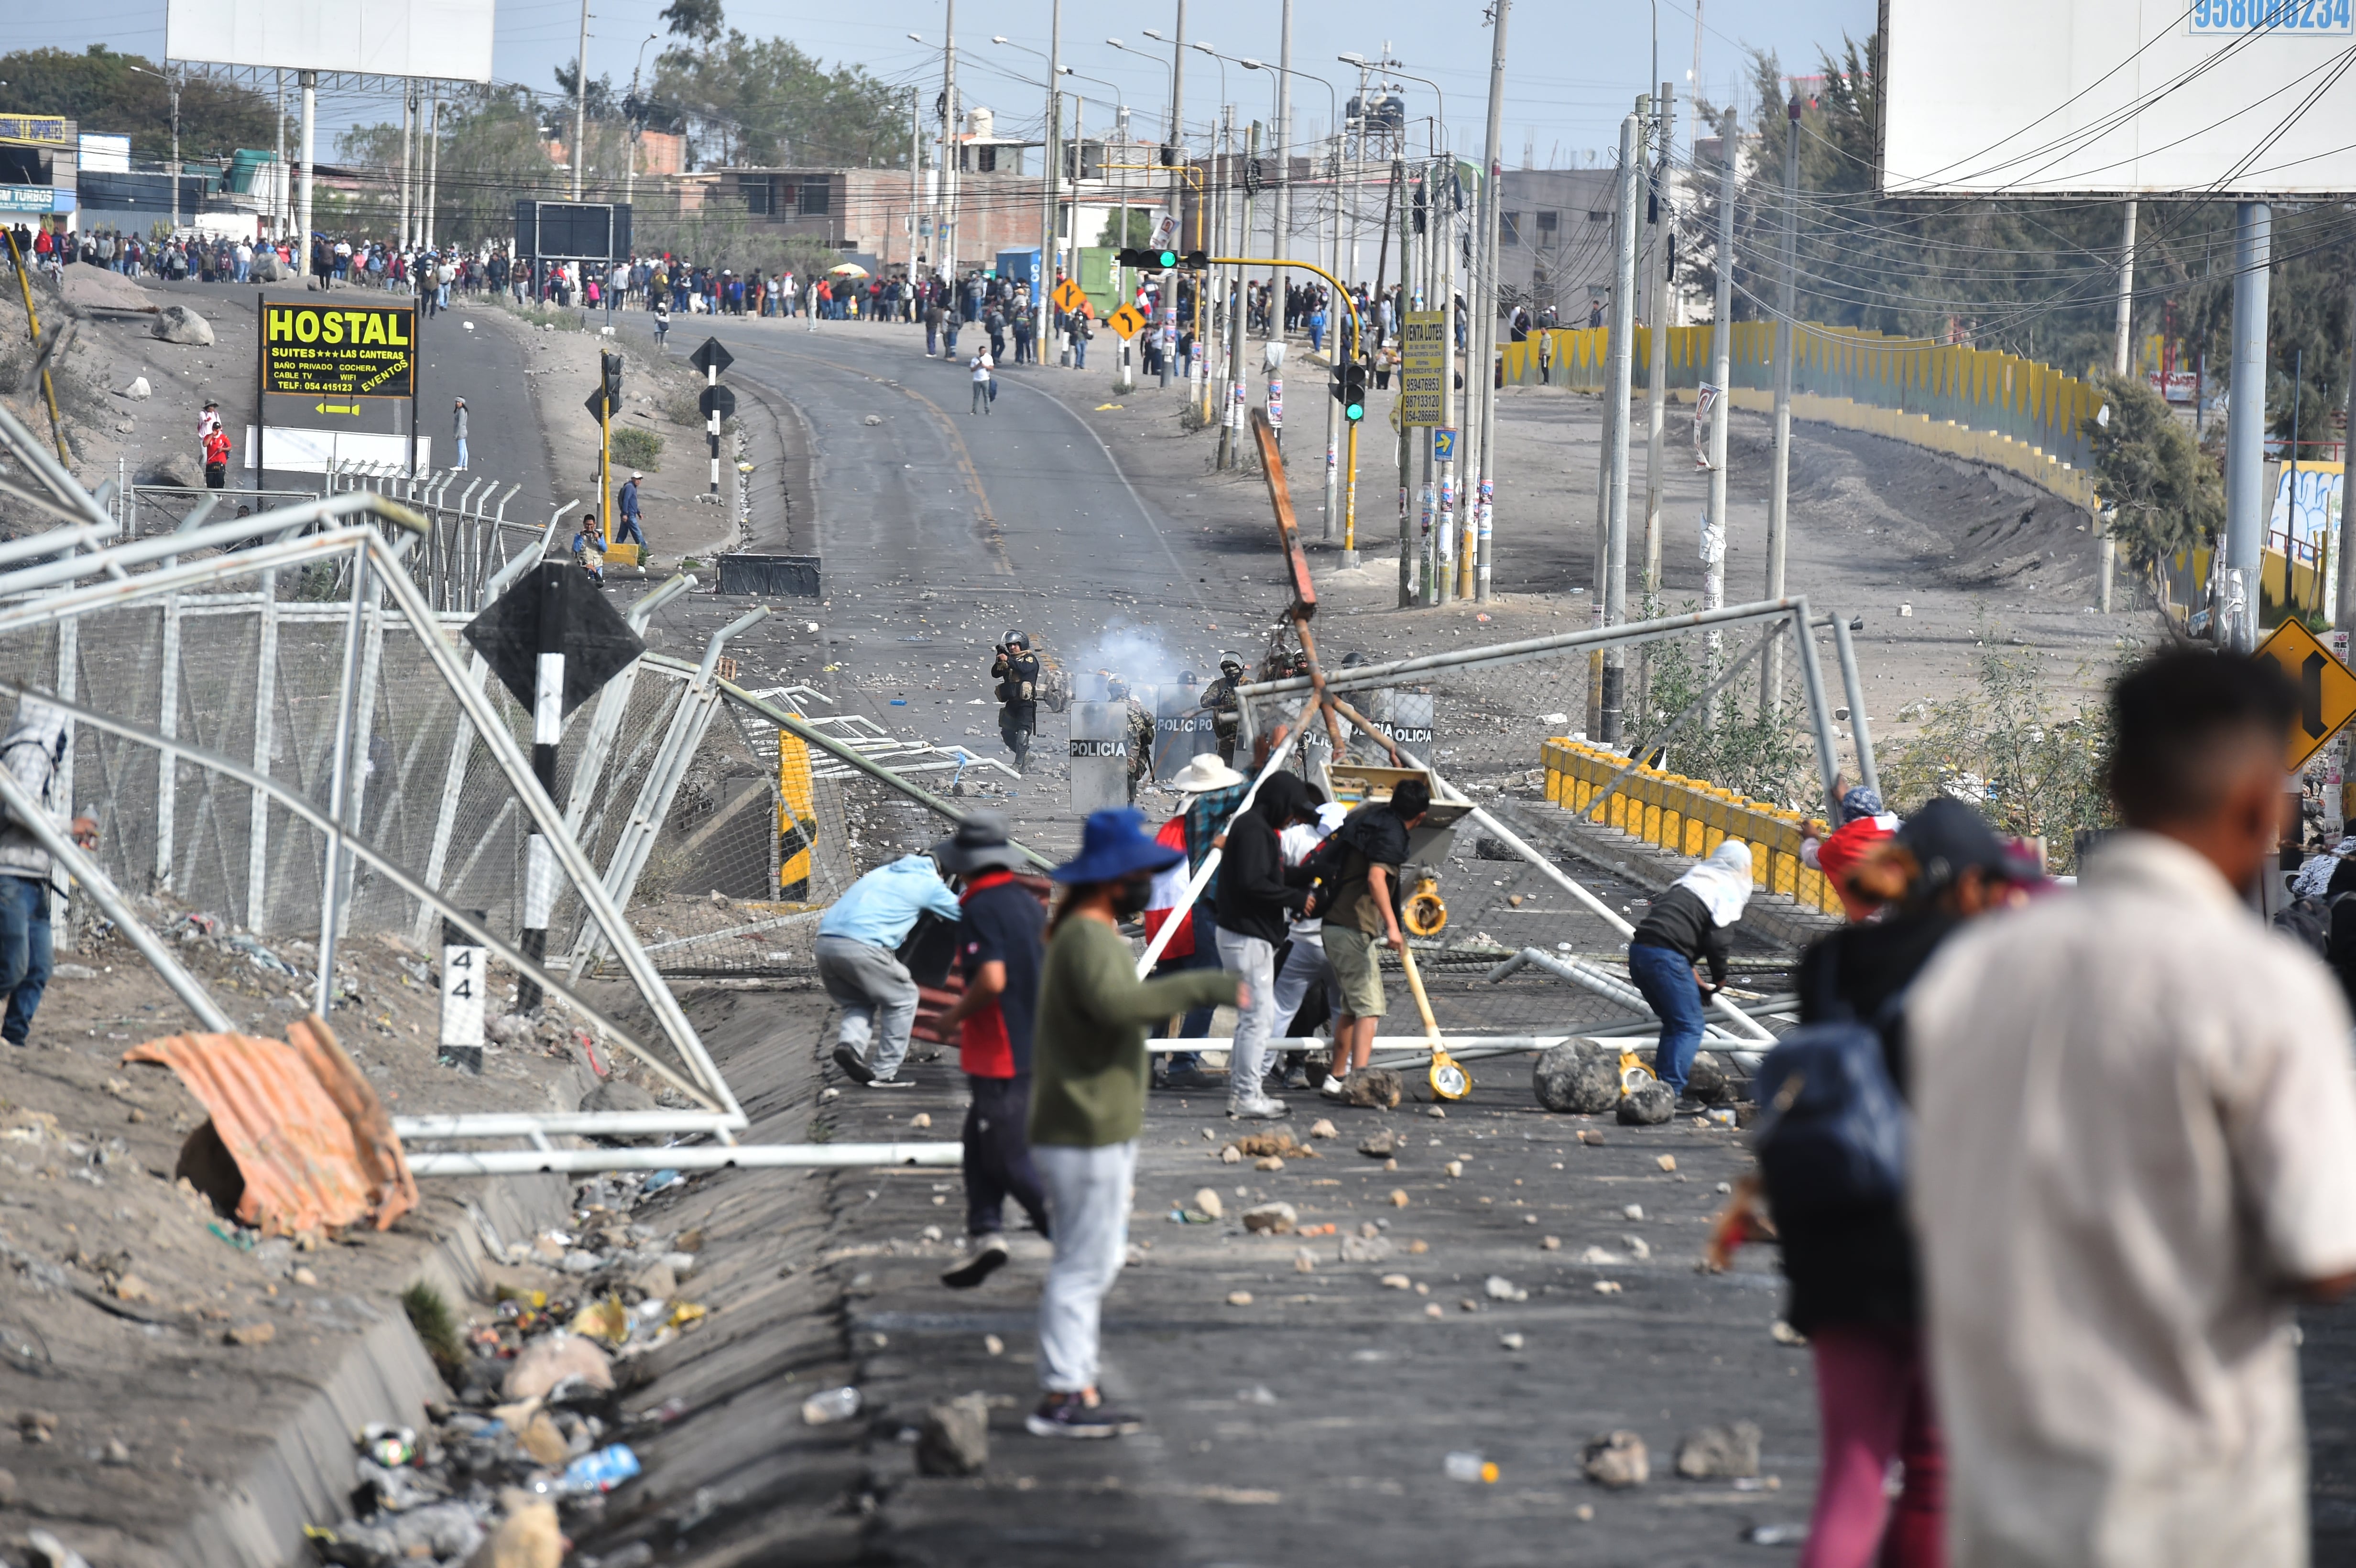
1909,649,2356,1568
1316,778,1431,1098
1212,771,1313,1120
1269,796,1344,1089
929,812,1051,1288
1801,778,1901,921
970,346,996,415
452,397,469,471
1157,752,1249,1088
1027,808,1240,1437
201,424,230,490
1739,799,2034,1568
0,699,96,1048
1626,839,1753,1100
815,852,962,1089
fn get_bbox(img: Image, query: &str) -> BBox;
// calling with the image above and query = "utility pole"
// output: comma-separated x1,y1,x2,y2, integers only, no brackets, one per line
1642,81,1675,598
908,87,922,272
1397,154,1416,606
2224,201,2271,653
2339,268,2356,641
1324,120,1345,547
299,71,316,259
572,0,590,200
1764,93,1800,718
941,0,960,285
1274,0,1294,270
1165,0,1188,392
1704,107,1738,699
1473,0,1509,602
1603,104,1644,744
2104,199,2137,615
273,70,285,240
1037,0,1063,371
1438,158,1459,603
425,96,441,250
400,85,414,247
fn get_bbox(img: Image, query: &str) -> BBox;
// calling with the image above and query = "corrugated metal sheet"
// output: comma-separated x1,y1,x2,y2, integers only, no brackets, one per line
126,1015,418,1236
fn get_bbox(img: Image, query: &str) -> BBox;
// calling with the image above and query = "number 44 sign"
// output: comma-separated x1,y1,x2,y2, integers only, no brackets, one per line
439,917,489,1075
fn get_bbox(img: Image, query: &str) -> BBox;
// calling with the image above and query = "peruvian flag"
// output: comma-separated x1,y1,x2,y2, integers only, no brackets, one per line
1141,816,1196,959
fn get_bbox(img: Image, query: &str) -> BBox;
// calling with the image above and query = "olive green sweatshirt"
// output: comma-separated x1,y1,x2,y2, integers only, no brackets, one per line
1029,915,1238,1147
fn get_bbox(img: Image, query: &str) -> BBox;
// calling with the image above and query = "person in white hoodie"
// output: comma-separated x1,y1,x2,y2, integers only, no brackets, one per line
0,699,96,1047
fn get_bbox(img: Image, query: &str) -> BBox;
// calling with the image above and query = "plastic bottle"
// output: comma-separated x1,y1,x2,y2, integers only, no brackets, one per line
800,1386,862,1425
1443,1451,1499,1483
560,1444,642,1494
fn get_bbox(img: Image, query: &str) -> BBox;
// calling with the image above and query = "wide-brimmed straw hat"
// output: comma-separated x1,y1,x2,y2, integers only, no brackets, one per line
1166,754,1246,794
1050,808,1185,885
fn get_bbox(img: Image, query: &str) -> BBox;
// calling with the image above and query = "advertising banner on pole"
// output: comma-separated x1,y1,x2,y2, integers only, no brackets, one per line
1400,310,1446,427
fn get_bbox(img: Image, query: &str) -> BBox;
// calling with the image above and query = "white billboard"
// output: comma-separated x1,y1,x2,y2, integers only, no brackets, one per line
1879,0,2356,195
166,0,496,83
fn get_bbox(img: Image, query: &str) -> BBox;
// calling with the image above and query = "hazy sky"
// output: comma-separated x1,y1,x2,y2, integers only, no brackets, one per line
16,0,1880,160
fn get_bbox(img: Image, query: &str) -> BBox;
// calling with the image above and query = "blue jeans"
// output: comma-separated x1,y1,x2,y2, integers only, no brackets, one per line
1154,916,1222,1077
0,875,52,1047
614,512,646,547
1628,940,1707,1097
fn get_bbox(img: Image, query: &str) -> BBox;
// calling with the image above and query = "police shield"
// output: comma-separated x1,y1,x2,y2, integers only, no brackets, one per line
1154,686,1214,778
1367,689,1435,757
1069,701,1131,813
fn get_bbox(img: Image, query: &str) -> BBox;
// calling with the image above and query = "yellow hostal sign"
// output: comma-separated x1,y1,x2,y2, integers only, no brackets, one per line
262,302,416,400
778,729,818,898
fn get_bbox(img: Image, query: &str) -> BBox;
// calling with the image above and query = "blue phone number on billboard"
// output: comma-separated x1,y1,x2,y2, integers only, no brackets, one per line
2190,0,2352,33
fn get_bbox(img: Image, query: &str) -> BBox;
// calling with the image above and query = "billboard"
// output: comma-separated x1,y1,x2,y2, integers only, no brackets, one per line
515,201,632,262
255,296,419,476
165,0,495,83
1878,0,2356,195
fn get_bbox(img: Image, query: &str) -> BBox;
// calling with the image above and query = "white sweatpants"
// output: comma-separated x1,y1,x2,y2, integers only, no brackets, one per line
1215,926,1278,1094
1033,1139,1138,1394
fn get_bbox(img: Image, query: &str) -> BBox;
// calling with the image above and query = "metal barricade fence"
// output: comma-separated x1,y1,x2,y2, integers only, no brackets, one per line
1232,599,1870,1041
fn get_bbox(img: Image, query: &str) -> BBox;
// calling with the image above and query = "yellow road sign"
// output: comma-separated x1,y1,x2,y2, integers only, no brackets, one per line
314,402,361,416
1052,277,1088,314
1107,304,1148,340
1399,309,1446,427
2254,617,2356,770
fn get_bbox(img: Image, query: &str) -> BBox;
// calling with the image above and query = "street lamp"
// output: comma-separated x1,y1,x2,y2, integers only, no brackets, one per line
1107,36,1178,152
625,32,659,216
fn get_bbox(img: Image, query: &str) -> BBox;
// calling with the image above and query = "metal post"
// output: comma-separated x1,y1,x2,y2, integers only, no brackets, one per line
313,550,370,1013
2104,199,2136,615
1038,0,1063,375
1474,1,1510,603
1765,94,1800,712
1642,81,1676,600
939,0,960,285
1325,132,1343,545
519,565,566,1011
1789,601,1844,821
299,73,316,269
571,1,589,200
246,569,280,930
1704,107,1738,708
2225,201,2271,652
1602,108,1643,744
425,95,441,250
1829,611,1878,796
399,85,414,250
1275,0,1294,273
2337,268,2356,637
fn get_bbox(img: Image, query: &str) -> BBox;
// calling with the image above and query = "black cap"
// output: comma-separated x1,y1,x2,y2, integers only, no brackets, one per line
1898,797,2026,896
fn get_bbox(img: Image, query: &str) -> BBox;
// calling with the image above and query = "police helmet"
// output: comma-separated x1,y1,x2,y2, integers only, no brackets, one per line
1005,629,1030,650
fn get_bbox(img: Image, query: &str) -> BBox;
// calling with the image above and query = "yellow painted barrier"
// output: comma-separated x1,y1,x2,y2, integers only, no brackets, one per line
1540,738,1843,917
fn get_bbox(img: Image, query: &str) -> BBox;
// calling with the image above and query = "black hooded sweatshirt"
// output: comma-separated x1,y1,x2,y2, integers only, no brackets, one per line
1212,772,1312,945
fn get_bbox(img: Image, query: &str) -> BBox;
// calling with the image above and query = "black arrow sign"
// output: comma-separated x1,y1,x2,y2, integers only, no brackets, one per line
584,386,614,425
688,337,734,375
698,384,738,420
463,563,645,719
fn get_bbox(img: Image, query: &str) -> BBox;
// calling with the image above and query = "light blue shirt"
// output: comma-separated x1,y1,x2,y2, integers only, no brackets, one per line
817,854,961,947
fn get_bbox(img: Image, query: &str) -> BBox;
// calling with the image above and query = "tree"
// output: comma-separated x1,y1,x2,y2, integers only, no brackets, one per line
651,31,906,169
660,0,727,45
2082,370,2224,574
0,45,275,164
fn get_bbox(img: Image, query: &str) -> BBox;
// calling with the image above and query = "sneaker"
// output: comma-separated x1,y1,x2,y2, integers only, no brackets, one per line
865,1074,916,1089
832,1043,875,1085
1228,1092,1291,1120
941,1235,1009,1289
1320,1073,1349,1099
1025,1393,1143,1439
1284,1065,1312,1091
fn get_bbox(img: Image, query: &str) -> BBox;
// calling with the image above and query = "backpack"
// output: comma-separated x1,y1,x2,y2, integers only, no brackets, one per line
2273,893,2332,958
1751,951,1909,1215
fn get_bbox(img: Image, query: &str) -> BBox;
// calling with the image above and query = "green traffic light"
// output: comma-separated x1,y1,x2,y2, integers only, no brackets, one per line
1157,250,1177,267
1345,402,1364,422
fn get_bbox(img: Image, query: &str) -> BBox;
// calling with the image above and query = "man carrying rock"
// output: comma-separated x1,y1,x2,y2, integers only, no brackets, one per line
816,851,962,1089
0,698,97,1048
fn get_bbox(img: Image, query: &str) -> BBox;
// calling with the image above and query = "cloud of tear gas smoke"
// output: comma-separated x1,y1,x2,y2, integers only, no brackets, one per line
1070,620,1209,701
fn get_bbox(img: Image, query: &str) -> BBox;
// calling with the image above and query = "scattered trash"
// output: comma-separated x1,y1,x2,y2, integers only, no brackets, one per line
1443,1451,1500,1483
543,1443,641,1495
801,1386,863,1425
1746,1524,1808,1546
643,1169,683,1193
1582,1430,1650,1488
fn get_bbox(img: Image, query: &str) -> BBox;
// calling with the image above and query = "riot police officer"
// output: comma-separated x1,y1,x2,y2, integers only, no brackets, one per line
991,630,1042,773
1202,653,1247,766
1106,676,1156,802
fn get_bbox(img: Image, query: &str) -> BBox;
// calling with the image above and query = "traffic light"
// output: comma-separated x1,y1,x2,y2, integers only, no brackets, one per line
600,349,624,404
1331,363,1367,423
1116,247,1211,271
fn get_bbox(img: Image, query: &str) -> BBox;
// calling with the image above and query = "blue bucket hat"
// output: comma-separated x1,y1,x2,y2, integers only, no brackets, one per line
1049,807,1186,885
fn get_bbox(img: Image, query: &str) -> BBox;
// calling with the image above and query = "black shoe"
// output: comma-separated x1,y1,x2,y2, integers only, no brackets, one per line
941,1236,1010,1289
832,1043,875,1085
864,1074,915,1090
1025,1393,1142,1439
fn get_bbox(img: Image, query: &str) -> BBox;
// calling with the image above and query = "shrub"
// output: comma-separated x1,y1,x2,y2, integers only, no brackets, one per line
611,425,664,471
